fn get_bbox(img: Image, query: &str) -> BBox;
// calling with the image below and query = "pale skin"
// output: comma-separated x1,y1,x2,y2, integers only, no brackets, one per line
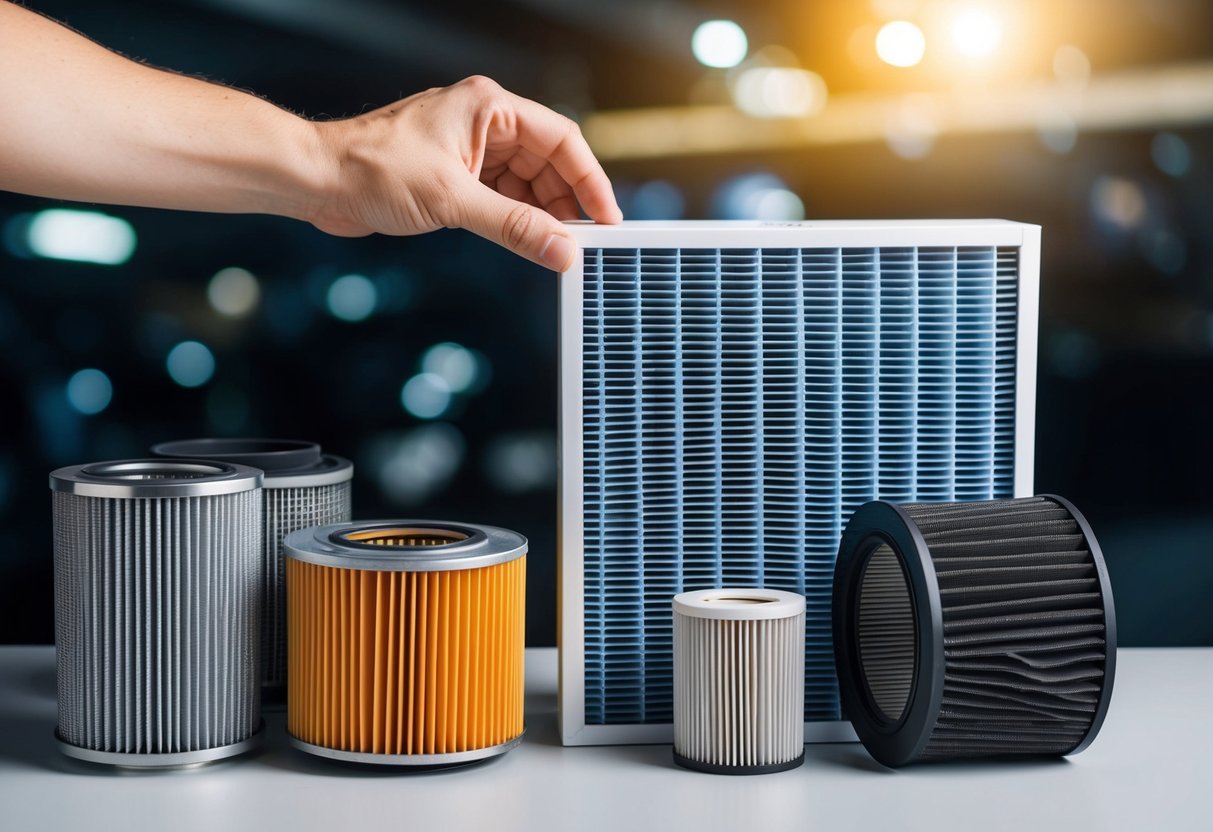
0,1,623,271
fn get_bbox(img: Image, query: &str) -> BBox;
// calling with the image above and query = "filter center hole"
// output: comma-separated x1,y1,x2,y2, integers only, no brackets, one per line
81,461,228,481
856,542,918,724
703,596,776,605
338,527,470,548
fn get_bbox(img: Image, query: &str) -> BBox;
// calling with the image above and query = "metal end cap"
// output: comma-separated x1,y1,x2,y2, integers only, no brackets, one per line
49,458,262,499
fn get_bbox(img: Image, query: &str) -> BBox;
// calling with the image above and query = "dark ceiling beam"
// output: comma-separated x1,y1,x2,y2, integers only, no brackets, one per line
192,0,541,87
505,0,708,62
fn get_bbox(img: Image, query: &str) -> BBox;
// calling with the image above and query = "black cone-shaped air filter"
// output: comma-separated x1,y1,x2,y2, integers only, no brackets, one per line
833,495,1116,767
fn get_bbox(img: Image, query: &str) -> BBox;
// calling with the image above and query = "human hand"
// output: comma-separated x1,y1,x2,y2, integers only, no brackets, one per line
308,76,622,271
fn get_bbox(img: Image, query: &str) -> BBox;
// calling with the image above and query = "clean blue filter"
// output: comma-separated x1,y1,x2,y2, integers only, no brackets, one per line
558,220,1040,746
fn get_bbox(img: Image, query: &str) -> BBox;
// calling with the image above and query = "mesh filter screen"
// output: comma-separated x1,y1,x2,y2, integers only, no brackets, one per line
53,489,261,755
263,481,351,689
673,614,805,771
580,245,1020,726
910,498,1106,759
857,545,916,722
260,482,346,688
836,496,1114,765
287,556,525,756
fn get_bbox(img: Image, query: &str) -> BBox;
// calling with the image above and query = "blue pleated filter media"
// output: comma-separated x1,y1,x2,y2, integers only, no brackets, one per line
559,222,1039,744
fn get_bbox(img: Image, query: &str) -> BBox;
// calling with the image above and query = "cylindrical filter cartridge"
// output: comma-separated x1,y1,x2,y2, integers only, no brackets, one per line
151,438,352,696
50,459,264,767
833,495,1116,767
285,520,526,767
672,588,806,774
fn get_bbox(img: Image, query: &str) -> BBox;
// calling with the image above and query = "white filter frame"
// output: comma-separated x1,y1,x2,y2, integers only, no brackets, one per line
558,219,1041,746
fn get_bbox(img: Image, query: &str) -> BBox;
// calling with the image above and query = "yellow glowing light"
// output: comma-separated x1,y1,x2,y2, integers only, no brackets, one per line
950,9,1003,59
875,21,926,68
692,20,748,69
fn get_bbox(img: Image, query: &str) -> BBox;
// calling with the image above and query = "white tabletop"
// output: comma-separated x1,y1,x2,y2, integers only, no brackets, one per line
0,646,1207,832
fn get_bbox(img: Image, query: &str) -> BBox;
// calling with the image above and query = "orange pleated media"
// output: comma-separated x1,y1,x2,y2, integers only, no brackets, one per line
285,521,526,767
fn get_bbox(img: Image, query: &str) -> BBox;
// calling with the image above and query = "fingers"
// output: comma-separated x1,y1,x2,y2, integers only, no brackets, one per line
529,163,580,220
499,92,623,225
489,154,580,220
456,179,578,271
493,168,540,208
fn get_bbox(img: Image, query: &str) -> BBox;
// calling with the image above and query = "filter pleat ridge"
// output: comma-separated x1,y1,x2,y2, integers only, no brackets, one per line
583,245,1017,725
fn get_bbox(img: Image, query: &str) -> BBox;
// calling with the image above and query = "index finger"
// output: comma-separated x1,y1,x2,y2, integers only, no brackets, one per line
501,92,623,225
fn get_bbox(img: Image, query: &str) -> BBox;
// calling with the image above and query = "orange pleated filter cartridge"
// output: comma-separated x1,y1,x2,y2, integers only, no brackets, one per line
285,520,526,767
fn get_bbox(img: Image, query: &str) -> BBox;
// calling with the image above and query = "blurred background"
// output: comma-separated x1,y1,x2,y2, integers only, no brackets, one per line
1,0,1210,646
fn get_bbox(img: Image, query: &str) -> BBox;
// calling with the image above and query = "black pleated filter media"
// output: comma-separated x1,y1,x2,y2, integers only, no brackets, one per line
832,495,1116,766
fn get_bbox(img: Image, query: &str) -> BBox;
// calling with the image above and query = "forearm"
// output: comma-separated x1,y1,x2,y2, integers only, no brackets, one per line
0,2,621,266
0,2,329,220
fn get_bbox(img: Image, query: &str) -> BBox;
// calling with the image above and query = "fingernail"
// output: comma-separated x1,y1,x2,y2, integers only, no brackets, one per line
540,234,575,271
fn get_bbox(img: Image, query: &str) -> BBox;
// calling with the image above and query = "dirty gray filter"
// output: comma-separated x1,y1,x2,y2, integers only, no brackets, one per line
51,459,264,767
833,495,1117,767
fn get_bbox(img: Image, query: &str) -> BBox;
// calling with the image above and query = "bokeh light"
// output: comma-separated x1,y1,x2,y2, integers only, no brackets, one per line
629,180,686,220
950,9,1003,59
713,173,806,221
752,189,805,221
166,341,216,388
326,274,378,322
65,368,112,415
401,372,452,419
484,431,557,494
207,267,261,318
1036,107,1078,154
1151,132,1192,178
421,342,483,393
733,67,828,118
1141,229,1187,275
875,21,926,68
691,20,748,69
1090,177,1147,230
22,209,136,265
364,424,465,506
885,94,939,159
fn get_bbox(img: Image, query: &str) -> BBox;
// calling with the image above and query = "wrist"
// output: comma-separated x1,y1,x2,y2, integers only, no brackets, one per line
273,115,345,227
294,116,376,236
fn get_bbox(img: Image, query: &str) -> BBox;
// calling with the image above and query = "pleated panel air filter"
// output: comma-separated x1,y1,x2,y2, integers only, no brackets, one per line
673,589,806,774
558,220,1040,745
51,460,263,767
285,521,526,767
151,438,353,695
833,496,1115,766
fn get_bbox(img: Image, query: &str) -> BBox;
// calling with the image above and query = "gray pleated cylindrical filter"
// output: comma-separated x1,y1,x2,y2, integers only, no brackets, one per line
833,496,1116,767
150,438,353,696
673,588,806,774
51,459,264,767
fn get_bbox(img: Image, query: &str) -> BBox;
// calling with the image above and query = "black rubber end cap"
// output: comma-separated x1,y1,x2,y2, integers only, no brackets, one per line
151,438,321,472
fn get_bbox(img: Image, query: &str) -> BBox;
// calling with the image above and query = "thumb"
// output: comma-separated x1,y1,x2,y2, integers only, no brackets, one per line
456,181,577,271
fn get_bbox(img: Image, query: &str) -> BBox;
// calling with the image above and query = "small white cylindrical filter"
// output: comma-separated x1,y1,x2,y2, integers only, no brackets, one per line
673,588,806,774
